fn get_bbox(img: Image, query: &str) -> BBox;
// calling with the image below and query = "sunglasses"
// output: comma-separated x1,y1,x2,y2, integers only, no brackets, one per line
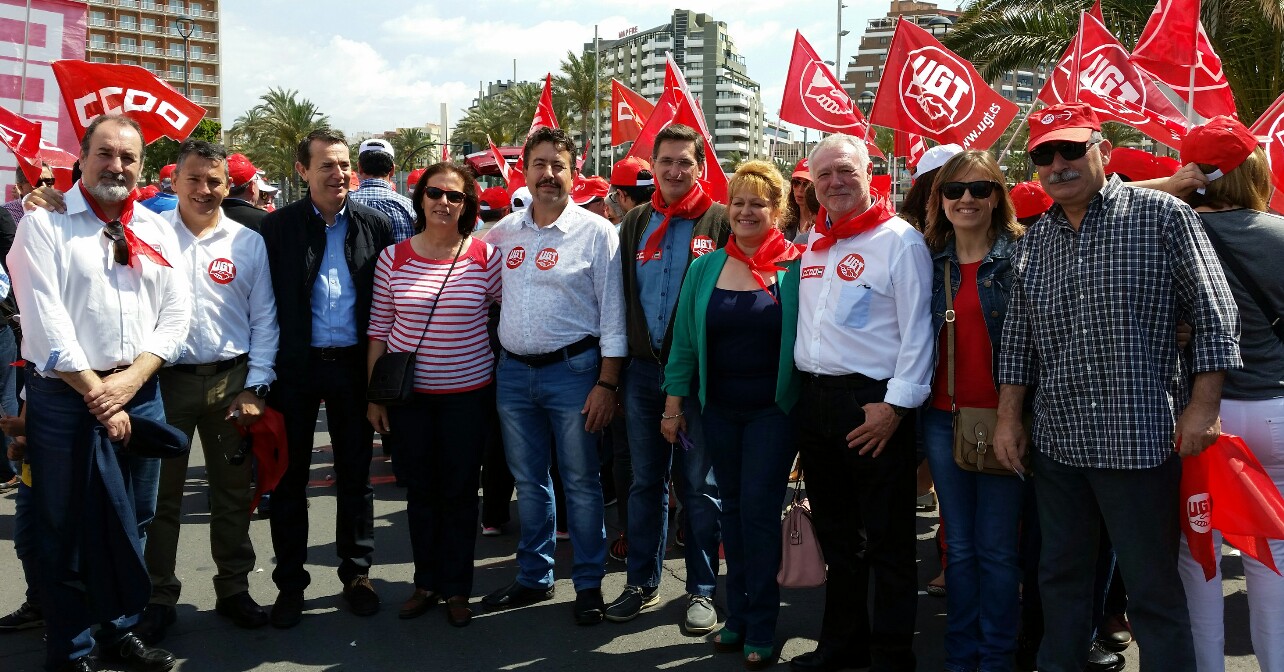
940,181,1001,200
36,178,55,188
1029,140,1100,167
226,433,252,466
102,220,130,266
423,186,466,204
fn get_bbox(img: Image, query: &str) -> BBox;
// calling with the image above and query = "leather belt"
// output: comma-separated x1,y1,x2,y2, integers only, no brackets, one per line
310,345,364,361
802,371,881,389
504,336,600,368
170,353,249,376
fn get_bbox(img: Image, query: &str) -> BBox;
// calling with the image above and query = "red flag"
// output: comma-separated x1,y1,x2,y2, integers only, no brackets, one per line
577,139,590,172
1089,0,1106,22
52,60,205,144
1181,434,1284,580
869,19,1019,150
441,143,448,163
625,56,728,202
1249,91,1284,195
527,73,559,139
1272,188,1284,215
1039,12,1187,148
894,131,928,169
0,106,76,191
611,79,655,146
1130,0,1236,119
0,106,42,164
488,135,524,193
780,32,885,159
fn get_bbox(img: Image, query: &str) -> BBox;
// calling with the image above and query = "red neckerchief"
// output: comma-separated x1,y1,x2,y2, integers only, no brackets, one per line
640,181,714,264
79,182,172,268
810,193,895,252
724,228,803,303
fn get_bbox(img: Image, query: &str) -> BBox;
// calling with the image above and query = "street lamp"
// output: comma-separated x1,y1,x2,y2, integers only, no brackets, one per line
836,2,849,80
857,91,876,116
927,16,954,39
176,15,194,97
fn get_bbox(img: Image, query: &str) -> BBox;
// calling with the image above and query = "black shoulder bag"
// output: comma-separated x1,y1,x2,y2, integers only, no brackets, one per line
1200,218,1284,345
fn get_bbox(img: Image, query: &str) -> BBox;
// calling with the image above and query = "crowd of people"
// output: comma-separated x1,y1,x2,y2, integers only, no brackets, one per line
0,100,1281,672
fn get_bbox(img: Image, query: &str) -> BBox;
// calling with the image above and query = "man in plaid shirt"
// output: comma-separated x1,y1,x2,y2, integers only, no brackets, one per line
349,139,415,243
994,103,1240,672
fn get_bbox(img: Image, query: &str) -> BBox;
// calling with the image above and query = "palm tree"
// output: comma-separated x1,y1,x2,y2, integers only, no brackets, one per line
455,96,518,147
388,127,436,170
944,0,1284,122
228,87,330,200
556,50,609,155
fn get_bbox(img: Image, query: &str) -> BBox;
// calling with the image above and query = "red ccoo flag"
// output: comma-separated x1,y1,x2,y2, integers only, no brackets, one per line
1130,0,1236,119
869,19,1019,150
1040,11,1187,148
611,79,655,146
527,73,559,139
1249,91,1284,196
52,60,205,144
625,56,728,202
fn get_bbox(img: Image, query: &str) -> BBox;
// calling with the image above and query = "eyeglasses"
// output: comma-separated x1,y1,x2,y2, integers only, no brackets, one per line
940,181,1001,200
655,158,697,172
102,220,130,266
1028,140,1101,167
790,178,809,187
423,186,466,203
36,178,55,188
226,433,252,466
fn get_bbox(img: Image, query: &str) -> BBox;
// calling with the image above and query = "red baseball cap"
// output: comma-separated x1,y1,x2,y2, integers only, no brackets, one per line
1028,103,1101,150
1010,181,1054,220
226,153,259,189
478,186,510,212
1180,115,1259,180
159,164,176,181
1153,156,1182,177
792,158,811,182
406,168,426,192
610,157,654,188
572,176,610,206
1105,147,1161,182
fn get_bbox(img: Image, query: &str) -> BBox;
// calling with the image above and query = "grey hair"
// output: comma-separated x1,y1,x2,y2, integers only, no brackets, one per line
808,133,870,167
1090,131,1104,144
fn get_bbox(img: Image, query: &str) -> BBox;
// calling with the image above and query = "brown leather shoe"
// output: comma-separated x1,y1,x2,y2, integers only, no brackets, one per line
445,596,472,627
342,576,380,616
399,588,438,620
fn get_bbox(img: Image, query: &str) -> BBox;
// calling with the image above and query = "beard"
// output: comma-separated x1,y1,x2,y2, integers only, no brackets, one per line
86,172,132,203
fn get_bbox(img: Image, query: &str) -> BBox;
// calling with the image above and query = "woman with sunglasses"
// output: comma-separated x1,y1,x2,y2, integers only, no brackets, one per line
661,161,801,670
366,162,501,627
920,150,1026,671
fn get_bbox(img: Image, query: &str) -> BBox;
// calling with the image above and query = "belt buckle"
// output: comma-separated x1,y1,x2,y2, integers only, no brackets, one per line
944,309,957,323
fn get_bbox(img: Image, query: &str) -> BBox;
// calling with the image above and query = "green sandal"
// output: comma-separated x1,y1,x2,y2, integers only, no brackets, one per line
712,627,742,653
743,644,775,671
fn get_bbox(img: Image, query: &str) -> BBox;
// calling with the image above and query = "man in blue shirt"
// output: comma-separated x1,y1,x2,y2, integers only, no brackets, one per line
140,163,178,212
348,138,415,243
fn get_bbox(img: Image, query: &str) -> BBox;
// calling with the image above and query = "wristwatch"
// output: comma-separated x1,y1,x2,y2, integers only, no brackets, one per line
888,403,910,418
246,384,271,399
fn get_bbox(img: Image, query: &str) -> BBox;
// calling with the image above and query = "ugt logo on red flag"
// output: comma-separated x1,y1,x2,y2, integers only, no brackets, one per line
870,19,1018,150
52,60,205,143
1130,0,1236,119
781,31,869,134
1249,91,1284,194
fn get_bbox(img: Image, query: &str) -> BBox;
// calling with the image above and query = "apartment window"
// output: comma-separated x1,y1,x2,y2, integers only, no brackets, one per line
142,18,157,32
89,34,107,49
189,2,202,14
120,16,137,30
119,37,137,53
168,64,185,77
143,61,159,73
143,39,158,54
120,58,137,66
89,11,106,26
168,0,183,12
91,56,108,63
191,66,204,81
119,0,138,6
190,45,203,59
169,44,184,57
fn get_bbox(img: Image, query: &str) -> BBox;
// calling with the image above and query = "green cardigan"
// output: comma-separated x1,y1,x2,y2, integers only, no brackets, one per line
660,249,801,412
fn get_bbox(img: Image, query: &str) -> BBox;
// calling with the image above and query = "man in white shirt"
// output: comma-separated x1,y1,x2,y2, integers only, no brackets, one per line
786,133,933,672
134,140,279,643
480,126,626,626
7,114,190,672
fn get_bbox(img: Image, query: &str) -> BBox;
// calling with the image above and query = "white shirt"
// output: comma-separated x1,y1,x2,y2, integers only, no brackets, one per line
8,183,191,375
165,208,279,388
794,215,935,408
484,201,626,357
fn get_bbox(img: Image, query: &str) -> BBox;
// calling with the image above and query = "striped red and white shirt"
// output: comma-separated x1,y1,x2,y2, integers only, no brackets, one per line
368,237,501,394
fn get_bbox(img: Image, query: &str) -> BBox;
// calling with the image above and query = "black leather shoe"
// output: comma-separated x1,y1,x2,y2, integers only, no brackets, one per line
482,580,555,610
789,646,870,672
270,589,305,629
573,588,604,626
1085,641,1125,672
54,657,97,672
99,633,176,672
215,591,269,629
131,604,176,646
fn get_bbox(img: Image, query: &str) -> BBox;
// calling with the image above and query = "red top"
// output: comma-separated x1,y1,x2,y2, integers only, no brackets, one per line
931,261,1000,411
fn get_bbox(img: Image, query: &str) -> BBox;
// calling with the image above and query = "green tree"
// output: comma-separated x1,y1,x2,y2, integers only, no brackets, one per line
228,87,330,201
388,127,437,170
556,50,609,156
455,96,518,148
142,118,222,181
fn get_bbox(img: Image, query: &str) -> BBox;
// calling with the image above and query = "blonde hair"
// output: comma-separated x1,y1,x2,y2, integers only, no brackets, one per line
924,150,1024,253
727,160,789,215
1204,147,1271,212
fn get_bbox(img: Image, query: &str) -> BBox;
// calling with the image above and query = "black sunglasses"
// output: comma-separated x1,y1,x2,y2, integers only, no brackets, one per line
36,178,55,188
1029,140,1100,167
102,220,130,266
226,432,252,466
940,181,1001,200
423,186,466,204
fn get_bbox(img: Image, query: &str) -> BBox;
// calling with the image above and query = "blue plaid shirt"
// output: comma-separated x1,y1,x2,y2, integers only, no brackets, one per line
349,178,415,242
998,177,1241,469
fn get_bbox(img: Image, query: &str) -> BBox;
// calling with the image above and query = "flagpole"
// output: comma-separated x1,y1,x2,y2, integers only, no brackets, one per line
594,25,601,176
1070,11,1086,102
1184,19,1198,128
998,104,1037,167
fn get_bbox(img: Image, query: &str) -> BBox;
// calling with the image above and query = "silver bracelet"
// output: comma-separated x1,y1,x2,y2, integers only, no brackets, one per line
661,411,684,420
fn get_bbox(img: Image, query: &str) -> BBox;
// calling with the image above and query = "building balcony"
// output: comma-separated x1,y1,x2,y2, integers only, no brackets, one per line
653,38,673,50
685,53,704,63
716,126,751,139
715,112,750,123
686,37,704,48
714,141,750,154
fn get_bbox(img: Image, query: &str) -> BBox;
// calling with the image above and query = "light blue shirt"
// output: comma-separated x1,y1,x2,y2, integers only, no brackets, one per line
637,210,693,350
140,191,178,213
310,206,358,347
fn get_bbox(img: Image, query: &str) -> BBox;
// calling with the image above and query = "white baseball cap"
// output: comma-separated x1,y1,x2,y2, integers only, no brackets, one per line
511,186,532,211
359,138,394,157
914,143,964,177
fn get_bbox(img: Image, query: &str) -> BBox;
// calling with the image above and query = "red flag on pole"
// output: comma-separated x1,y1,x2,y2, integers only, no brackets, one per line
1130,0,1236,119
1181,433,1284,580
441,143,448,163
527,73,559,139
0,106,76,191
1039,12,1187,148
611,79,655,146
488,135,524,193
1249,91,1284,196
1089,0,1106,22
51,60,206,144
869,19,1019,150
625,56,728,202
780,31,885,159
894,131,928,169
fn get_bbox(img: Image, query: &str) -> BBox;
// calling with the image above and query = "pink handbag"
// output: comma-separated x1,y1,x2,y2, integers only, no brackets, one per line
777,481,826,588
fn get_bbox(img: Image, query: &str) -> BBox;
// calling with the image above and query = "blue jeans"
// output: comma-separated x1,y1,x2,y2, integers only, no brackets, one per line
621,357,720,596
0,324,19,477
1034,451,1194,672
496,348,607,591
923,408,1024,672
27,371,164,670
702,401,794,649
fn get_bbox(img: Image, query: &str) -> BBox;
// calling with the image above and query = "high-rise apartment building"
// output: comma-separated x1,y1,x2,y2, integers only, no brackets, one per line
83,0,222,124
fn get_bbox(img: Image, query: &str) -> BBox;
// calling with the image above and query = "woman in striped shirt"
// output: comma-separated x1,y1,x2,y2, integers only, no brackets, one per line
367,162,501,628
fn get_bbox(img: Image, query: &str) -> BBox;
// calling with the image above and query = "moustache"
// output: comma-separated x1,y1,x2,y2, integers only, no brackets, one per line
99,171,127,183
537,178,560,189
1046,169,1082,184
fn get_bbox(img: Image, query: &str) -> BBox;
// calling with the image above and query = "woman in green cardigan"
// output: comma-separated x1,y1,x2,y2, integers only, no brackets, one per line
661,160,801,670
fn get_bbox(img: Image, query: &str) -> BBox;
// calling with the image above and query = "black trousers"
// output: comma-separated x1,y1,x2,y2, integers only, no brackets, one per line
794,374,918,672
270,351,375,591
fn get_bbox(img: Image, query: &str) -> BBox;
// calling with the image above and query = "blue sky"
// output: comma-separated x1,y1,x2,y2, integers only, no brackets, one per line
220,0,903,137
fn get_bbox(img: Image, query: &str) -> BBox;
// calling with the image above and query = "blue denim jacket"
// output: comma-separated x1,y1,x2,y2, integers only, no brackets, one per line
929,233,1017,389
